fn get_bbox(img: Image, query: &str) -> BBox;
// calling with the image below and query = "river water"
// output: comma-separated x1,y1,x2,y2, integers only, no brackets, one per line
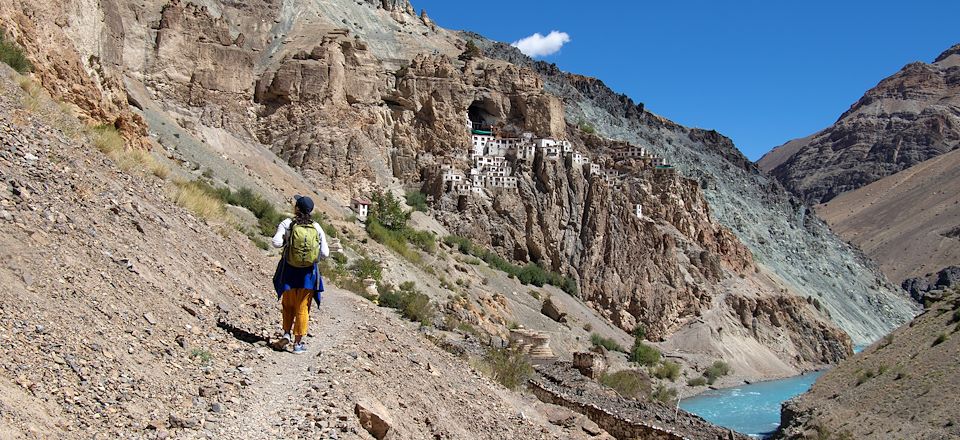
678,371,824,438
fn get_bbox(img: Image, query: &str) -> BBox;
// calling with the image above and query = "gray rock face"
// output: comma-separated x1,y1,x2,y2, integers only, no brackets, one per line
759,44,960,205
902,265,960,304
474,37,918,345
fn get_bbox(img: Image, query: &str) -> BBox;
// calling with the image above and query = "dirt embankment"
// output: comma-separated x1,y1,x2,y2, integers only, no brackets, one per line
776,290,960,440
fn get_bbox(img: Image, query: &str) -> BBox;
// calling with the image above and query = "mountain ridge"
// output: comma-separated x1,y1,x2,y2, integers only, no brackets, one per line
758,43,960,205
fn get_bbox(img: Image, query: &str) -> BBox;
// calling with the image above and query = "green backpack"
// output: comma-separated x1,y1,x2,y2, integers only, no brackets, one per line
285,222,320,268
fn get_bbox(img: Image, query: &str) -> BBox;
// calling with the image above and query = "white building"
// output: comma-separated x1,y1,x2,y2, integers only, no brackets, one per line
635,204,643,218
614,146,646,160
351,197,370,221
571,151,588,166
589,163,601,175
471,134,495,156
516,143,536,161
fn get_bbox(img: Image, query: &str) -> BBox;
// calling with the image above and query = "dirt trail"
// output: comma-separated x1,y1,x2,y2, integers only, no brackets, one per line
218,288,360,439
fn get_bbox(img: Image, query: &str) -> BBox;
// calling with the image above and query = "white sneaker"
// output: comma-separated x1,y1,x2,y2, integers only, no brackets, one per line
293,342,306,354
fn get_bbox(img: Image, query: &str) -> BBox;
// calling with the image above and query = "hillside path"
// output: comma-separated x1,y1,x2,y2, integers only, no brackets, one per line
217,288,360,439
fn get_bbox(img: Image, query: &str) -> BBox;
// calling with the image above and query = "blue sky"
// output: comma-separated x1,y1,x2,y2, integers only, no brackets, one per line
413,0,960,160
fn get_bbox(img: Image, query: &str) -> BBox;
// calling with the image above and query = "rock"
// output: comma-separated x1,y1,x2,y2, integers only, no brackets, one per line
143,312,157,325
354,399,392,440
209,402,223,413
540,297,567,323
168,414,199,429
935,266,960,289
572,351,607,379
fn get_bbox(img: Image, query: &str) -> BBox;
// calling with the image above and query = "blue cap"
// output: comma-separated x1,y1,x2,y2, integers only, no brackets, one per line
294,195,314,214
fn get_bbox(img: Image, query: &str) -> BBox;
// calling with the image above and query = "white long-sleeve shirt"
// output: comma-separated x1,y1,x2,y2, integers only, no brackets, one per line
271,218,330,259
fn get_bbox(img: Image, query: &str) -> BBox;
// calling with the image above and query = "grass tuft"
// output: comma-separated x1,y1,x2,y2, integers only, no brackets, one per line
172,180,226,221
472,347,533,391
652,360,681,382
590,333,625,352
651,384,678,403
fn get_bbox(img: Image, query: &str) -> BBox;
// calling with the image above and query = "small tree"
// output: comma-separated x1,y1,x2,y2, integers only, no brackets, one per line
350,257,383,281
460,39,482,61
368,190,410,231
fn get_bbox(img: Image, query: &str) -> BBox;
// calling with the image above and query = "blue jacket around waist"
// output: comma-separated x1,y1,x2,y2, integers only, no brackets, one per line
272,259,324,307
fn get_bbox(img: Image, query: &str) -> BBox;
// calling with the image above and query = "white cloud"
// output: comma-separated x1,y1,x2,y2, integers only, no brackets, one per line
511,31,571,58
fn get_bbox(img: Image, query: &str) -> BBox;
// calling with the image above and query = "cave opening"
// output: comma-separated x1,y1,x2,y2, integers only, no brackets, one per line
468,99,500,133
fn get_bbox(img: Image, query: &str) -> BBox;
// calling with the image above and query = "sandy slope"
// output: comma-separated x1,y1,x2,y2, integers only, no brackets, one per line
816,148,960,282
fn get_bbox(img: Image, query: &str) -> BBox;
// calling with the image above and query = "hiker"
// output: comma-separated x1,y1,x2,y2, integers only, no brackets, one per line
272,195,329,354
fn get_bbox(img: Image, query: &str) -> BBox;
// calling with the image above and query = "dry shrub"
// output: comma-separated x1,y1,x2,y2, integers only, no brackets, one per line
599,369,651,399
472,347,533,390
91,125,169,178
172,180,225,221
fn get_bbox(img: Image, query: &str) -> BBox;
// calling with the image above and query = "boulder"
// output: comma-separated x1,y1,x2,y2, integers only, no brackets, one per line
573,351,607,379
355,399,393,439
540,297,567,323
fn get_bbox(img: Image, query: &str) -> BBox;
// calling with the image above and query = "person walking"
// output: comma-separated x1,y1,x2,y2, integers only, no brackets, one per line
272,195,329,354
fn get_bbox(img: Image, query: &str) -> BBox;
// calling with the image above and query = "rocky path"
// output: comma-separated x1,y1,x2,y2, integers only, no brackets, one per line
217,288,361,439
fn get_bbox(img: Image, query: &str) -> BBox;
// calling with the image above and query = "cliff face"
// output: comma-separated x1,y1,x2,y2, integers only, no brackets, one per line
473,37,917,345
759,44,960,205
0,0,895,369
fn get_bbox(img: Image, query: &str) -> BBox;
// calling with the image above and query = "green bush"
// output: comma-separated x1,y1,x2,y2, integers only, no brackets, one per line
350,257,383,281
378,281,434,326
686,377,707,387
630,341,661,366
474,347,532,390
577,119,596,135
443,235,578,296
599,370,650,399
856,369,875,386
633,325,647,340
365,190,435,262
404,190,428,212
651,384,677,403
0,31,32,74
653,360,681,382
703,360,731,385
368,190,410,231
367,220,422,264
189,348,212,364
590,333,625,352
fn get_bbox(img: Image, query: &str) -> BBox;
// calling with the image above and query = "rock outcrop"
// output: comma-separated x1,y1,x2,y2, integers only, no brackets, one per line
473,36,917,345
759,44,960,205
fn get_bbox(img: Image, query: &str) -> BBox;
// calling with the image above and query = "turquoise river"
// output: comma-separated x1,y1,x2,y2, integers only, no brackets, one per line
678,371,824,438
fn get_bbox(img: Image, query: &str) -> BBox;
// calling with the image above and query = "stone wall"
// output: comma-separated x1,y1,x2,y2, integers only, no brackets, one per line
529,363,746,440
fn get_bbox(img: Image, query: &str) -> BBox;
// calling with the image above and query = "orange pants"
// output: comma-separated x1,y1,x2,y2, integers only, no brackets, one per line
281,288,313,337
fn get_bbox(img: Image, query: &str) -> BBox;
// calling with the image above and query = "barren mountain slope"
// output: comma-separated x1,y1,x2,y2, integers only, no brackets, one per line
759,44,960,205
776,290,960,440
0,0,923,399
473,37,917,345
816,147,960,283
0,66,599,440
